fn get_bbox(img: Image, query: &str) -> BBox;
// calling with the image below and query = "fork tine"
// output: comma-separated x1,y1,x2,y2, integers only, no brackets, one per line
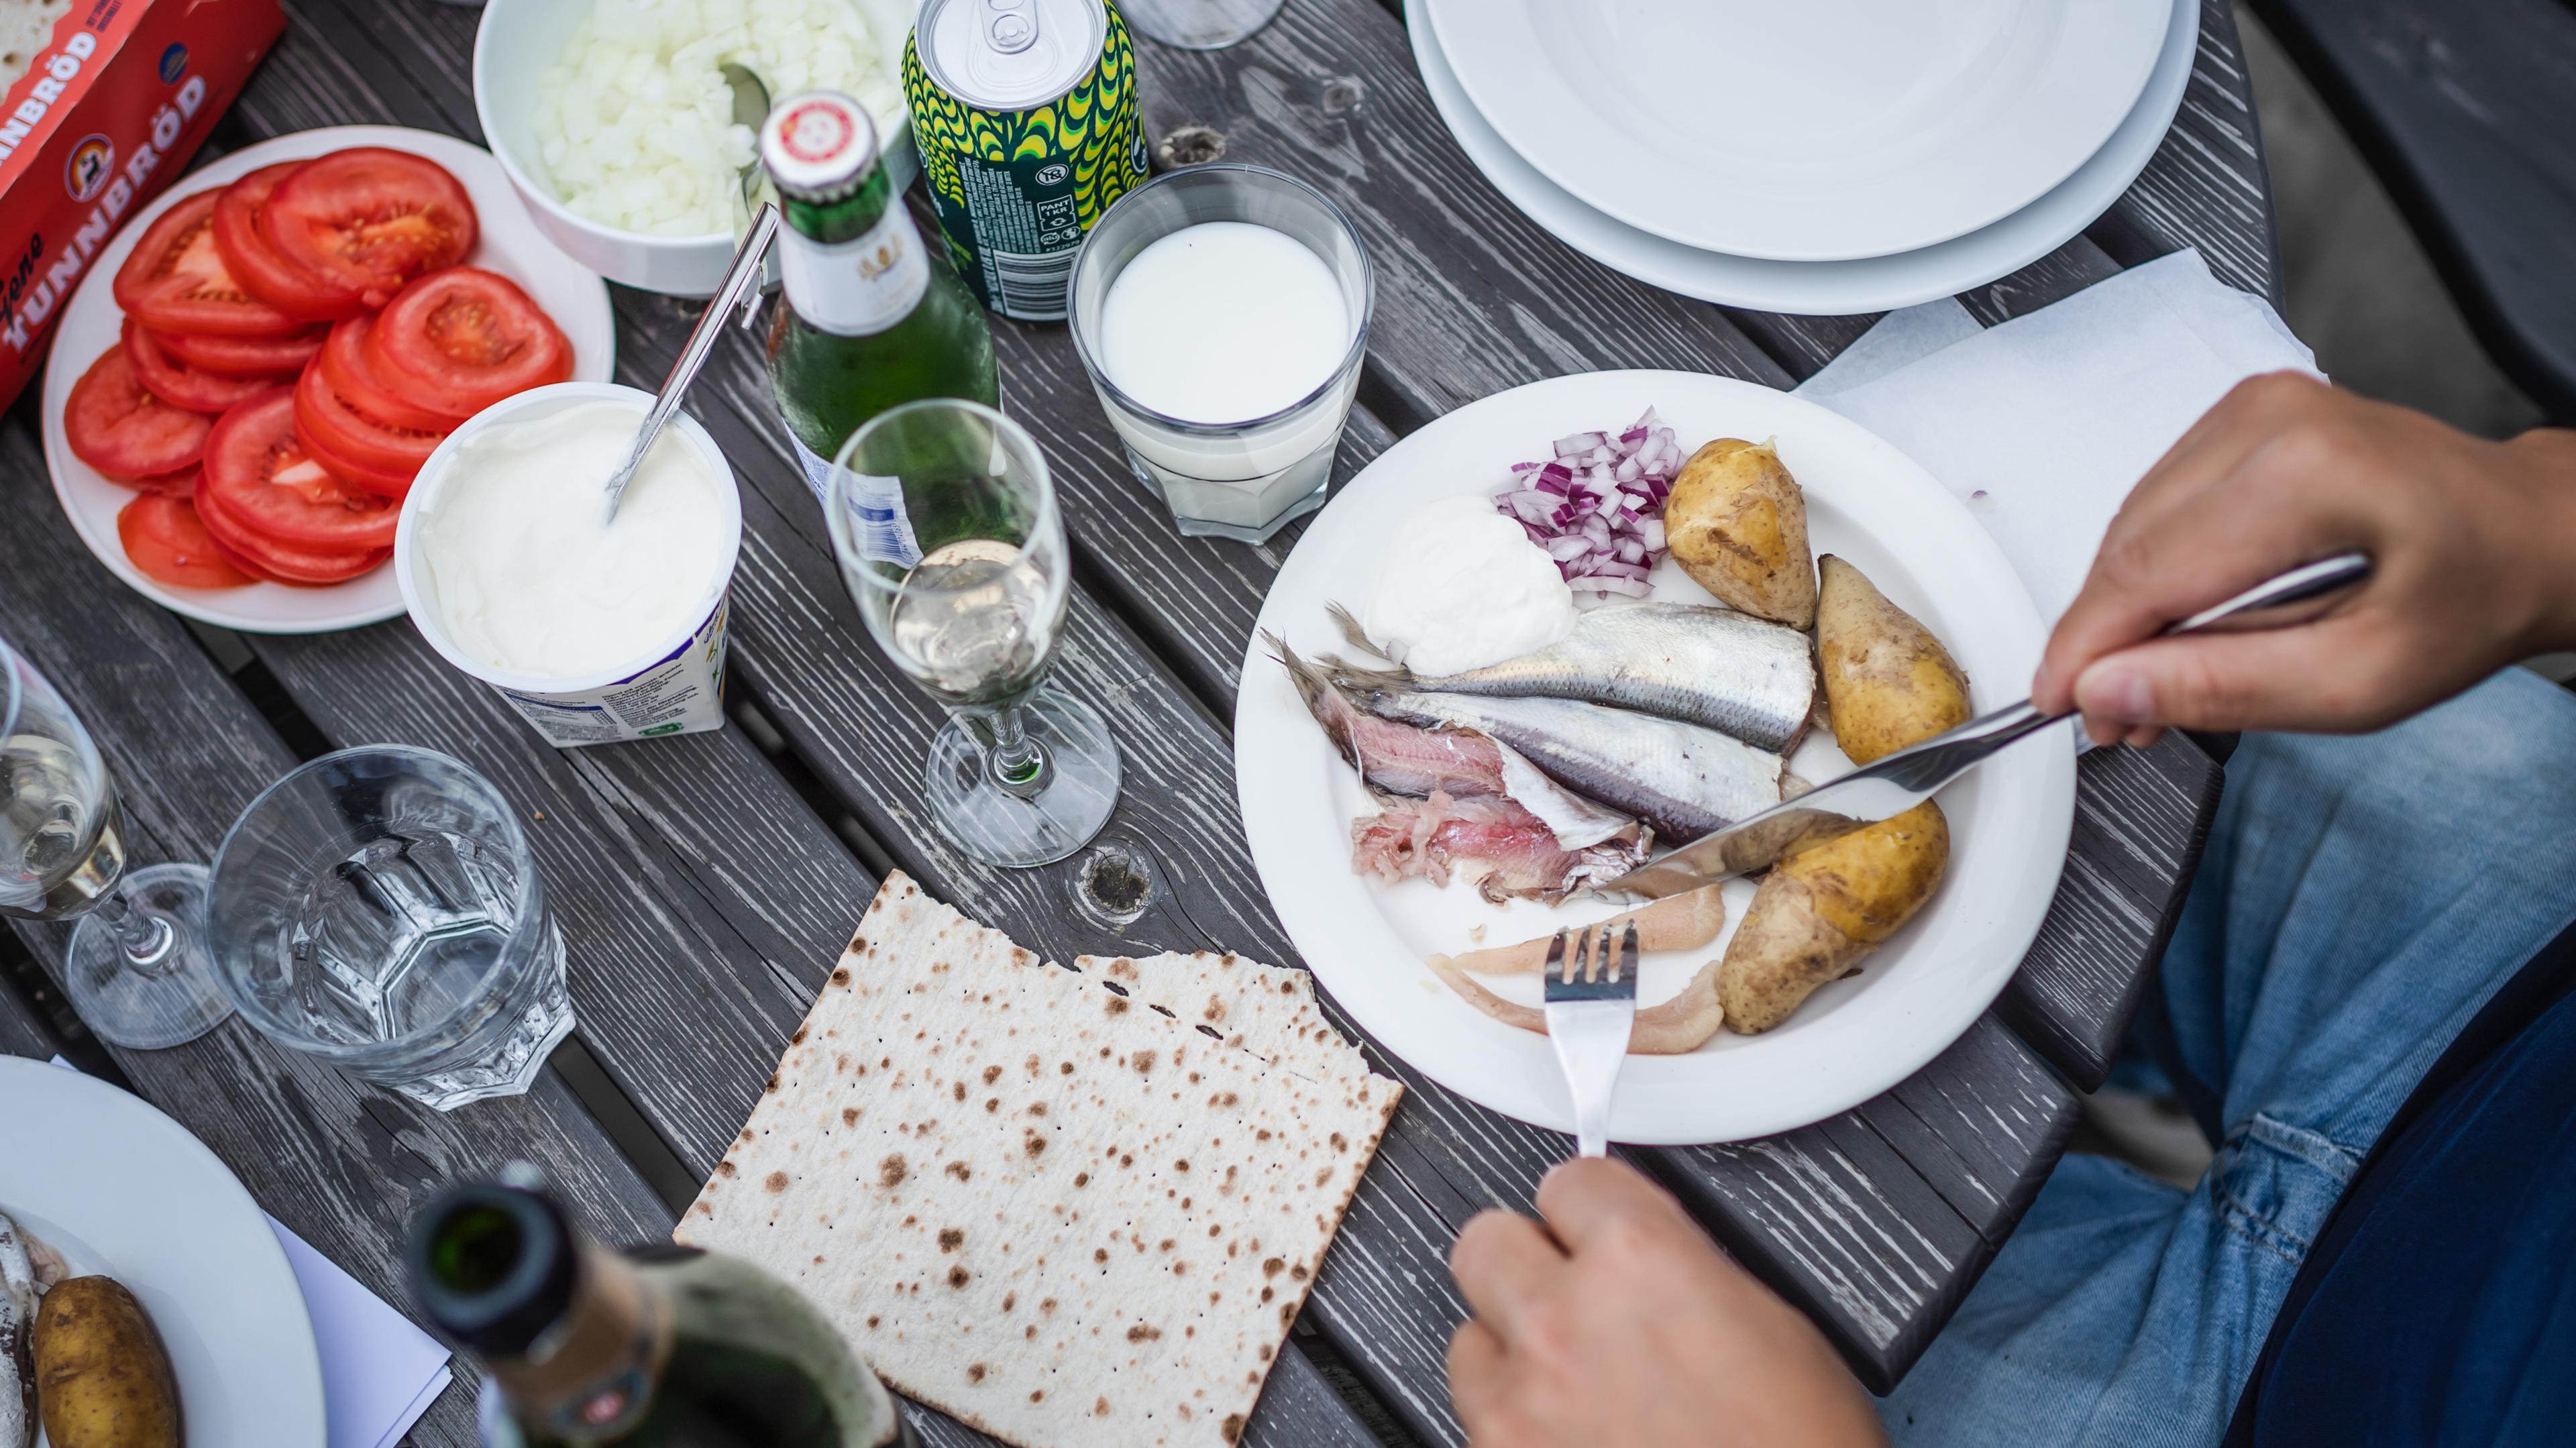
1619,921,1638,983
1545,928,1567,985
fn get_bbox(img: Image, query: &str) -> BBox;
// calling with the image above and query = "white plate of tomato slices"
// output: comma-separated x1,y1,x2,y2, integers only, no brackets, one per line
40,125,614,633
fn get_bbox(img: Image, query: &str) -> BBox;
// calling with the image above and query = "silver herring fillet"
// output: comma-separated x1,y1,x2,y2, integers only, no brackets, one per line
1346,686,1784,840
1331,601,1818,753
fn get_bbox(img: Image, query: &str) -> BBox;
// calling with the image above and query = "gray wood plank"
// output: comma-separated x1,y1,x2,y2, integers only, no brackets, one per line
2088,0,2285,305
0,969,64,1060
0,416,677,1448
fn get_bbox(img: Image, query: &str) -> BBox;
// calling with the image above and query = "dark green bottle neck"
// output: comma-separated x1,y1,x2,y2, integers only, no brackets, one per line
782,162,895,246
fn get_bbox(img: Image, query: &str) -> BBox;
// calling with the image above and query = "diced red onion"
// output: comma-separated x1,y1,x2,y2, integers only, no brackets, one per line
1496,404,1682,598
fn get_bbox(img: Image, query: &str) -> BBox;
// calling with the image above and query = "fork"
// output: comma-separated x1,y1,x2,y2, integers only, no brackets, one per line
1543,920,1640,1158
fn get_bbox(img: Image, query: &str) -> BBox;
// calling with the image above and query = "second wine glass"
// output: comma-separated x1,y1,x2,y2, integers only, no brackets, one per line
826,400,1121,868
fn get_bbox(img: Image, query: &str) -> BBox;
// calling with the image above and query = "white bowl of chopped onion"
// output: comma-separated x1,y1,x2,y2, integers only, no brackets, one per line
473,0,920,296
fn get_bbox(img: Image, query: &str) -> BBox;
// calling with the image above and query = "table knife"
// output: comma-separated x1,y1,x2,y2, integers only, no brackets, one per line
1598,552,2373,898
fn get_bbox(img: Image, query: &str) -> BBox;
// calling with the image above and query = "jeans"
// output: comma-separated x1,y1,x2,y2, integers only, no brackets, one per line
1879,667,2576,1448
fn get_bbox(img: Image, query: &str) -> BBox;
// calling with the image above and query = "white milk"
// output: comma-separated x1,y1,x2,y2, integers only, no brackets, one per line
1097,221,1351,424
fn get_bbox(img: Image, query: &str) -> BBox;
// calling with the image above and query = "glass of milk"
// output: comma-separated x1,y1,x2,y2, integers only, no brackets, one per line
1068,164,1373,544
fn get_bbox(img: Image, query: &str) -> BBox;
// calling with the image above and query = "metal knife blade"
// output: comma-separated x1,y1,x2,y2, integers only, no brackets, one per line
1597,551,2373,898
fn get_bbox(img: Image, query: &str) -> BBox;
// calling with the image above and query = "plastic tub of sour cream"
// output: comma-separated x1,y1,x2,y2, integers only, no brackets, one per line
395,383,743,748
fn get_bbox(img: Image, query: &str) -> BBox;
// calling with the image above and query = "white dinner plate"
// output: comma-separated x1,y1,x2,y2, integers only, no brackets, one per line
0,1056,327,1447
1236,372,2076,1144
1410,0,2198,315
1426,0,2172,263
40,125,616,634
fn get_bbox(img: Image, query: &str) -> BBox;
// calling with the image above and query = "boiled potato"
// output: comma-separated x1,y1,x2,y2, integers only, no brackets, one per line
33,1278,178,1448
1663,439,1817,629
1719,800,1949,1034
1816,554,1971,765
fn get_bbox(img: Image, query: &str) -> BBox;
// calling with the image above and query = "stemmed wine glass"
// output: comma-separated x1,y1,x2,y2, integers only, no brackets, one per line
0,634,230,1048
826,399,1122,868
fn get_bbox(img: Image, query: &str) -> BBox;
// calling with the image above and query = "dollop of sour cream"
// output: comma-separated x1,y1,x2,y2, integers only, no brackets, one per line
1362,496,1574,676
419,402,729,679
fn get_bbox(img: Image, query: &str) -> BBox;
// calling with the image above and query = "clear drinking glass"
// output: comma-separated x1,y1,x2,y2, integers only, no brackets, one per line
0,634,230,1048
826,399,1122,869
207,746,574,1110
1067,163,1374,543
1118,0,1285,50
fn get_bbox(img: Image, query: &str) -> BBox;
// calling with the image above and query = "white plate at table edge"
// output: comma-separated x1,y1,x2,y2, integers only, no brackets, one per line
40,125,616,634
1407,0,2198,315
1426,0,2170,262
0,1056,326,1448
1236,371,2076,1144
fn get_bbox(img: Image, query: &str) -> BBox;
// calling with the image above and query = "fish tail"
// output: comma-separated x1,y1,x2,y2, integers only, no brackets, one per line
1269,634,1361,766
1326,602,1394,661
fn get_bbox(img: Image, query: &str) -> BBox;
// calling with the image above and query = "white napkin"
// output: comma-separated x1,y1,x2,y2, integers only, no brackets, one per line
49,1058,453,1448
1794,249,2320,623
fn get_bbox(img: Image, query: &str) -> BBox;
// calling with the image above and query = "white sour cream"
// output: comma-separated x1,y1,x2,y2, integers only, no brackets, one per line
1362,496,1574,677
418,402,729,679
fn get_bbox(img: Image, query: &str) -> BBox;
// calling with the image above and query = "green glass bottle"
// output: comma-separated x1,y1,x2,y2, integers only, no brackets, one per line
408,1172,916,1448
759,89,1000,508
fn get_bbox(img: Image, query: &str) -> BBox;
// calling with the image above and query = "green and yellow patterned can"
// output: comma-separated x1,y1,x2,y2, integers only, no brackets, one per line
904,0,1149,322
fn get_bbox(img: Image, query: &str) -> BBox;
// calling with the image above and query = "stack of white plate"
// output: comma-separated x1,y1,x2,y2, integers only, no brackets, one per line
1410,0,2196,315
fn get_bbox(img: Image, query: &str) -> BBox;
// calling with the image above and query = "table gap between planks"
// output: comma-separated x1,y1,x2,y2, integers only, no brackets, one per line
0,0,2279,1442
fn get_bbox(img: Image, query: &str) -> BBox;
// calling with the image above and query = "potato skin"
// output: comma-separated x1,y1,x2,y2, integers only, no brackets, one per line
34,1277,180,1448
1816,554,1970,765
1720,801,1949,1033
1664,439,1817,630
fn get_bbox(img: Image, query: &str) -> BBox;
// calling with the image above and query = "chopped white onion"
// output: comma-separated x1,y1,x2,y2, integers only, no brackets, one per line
1494,407,1682,602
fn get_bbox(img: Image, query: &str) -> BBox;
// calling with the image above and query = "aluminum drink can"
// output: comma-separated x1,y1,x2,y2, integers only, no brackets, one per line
904,0,1149,321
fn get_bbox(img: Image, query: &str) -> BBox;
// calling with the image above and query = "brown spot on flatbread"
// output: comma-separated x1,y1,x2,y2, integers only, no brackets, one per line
1002,1291,1016,1311
1075,1172,1090,1187
1315,1166,1333,1186
1259,1286,1274,1303
830,967,851,985
692,1202,712,1216
867,1315,880,1329
1061,1060,1075,1074
1026,1325,1038,1339
1223,1413,1246,1443
790,1027,807,1045
1025,1132,1048,1158
1030,1391,1044,1404
1215,1091,1239,1107
1126,1323,1161,1342
1331,1132,1348,1152
985,1098,1000,1113
842,1108,860,1127
953,1081,967,1102
1040,1298,1057,1314
1291,1263,1309,1281
1263,1257,1285,1278
1106,997,1129,1015
1093,1398,1110,1416
983,1064,1004,1084
764,1172,790,1193
1095,1248,1110,1263
879,1155,908,1187
1258,1344,1272,1361
946,1161,972,1181
765,1072,780,1093
1175,1159,1189,1172
1132,1048,1156,1075
716,1161,737,1177
938,1229,964,1251
1159,1239,1175,1251
1281,1303,1296,1325
1028,1102,1048,1117
947,1266,971,1288
968,1363,987,1382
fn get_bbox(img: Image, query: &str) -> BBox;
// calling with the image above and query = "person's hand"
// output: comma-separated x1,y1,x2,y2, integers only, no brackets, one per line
1446,1157,1887,1448
2033,372,2576,744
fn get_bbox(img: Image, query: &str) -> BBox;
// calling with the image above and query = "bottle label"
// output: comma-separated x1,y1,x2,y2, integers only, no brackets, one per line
790,431,924,568
780,207,932,337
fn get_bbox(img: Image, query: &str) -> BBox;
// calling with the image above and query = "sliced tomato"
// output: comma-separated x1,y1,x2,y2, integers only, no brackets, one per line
193,479,389,585
259,148,477,311
155,323,325,378
317,315,460,432
64,347,212,479
199,389,402,551
117,465,203,499
294,359,443,477
213,162,366,321
365,268,571,421
295,404,424,502
112,190,311,339
123,321,276,414
119,494,256,589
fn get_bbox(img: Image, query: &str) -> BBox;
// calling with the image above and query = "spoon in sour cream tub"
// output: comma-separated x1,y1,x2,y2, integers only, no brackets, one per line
600,201,780,522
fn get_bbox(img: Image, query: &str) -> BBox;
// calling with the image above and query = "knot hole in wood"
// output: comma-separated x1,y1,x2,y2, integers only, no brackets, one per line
1319,76,1363,115
1157,125,1228,169
1073,840,1159,928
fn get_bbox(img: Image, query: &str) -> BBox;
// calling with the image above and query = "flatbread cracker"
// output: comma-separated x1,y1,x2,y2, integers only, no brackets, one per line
1073,951,1363,1086
0,0,74,93
682,875,1401,1448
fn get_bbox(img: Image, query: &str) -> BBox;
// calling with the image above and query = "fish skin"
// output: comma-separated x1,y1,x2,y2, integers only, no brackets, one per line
1330,600,1819,753
1346,685,1783,841
0,1211,35,1448
1273,636,1641,849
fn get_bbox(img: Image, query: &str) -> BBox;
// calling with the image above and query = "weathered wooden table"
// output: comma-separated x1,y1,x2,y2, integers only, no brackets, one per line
0,1,2280,1442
